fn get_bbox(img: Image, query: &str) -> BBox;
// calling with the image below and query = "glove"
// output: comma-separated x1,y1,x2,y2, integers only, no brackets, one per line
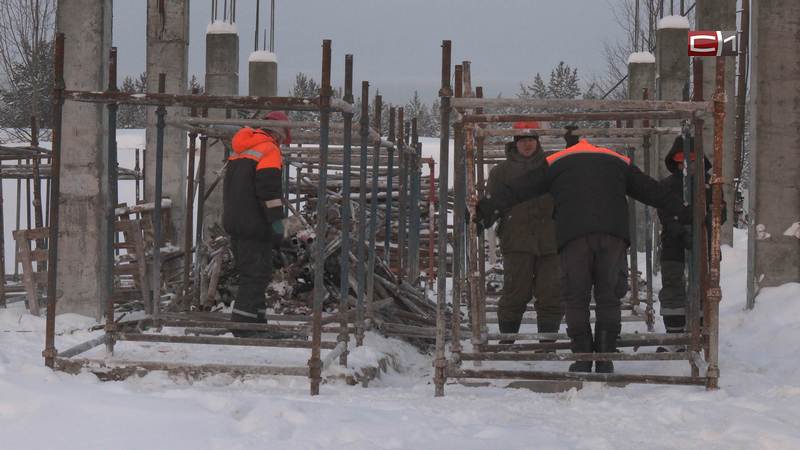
474,197,501,233
271,220,285,249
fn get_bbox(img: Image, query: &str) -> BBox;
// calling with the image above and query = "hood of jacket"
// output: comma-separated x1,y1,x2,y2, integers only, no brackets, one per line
665,135,712,174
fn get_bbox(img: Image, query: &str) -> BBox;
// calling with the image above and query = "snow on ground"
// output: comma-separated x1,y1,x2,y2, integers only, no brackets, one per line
2,229,800,449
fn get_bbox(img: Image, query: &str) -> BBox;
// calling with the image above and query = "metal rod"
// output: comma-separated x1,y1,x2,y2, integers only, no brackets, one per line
452,64,465,354
627,144,640,309
151,73,167,322
642,88,656,331
115,332,335,349
384,107,395,266
44,33,65,368
452,369,706,386
194,136,208,309
337,54,354,367
105,47,119,354
365,94,382,329
183,90,200,302
309,39,332,396
461,111,697,124
0,158,5,308
355,81,370,346
254,0,260,52
55,357,309,378
434,40,452,397
450,97,712,112
407,118,422,284
474,86,487,332
734,0,750,235
460,351,691,362
397,108,407,278
269,0,275,53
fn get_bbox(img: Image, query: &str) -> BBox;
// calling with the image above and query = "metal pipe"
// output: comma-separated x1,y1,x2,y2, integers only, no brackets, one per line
689,59,704,377
254,0,260,52
451,64,465,353
44,33,65,369
269,0,275,53
434,40,452,397
0,158,5,308
627,145,640,309
337,54,354,367
734,0,750,234
183,90,199,302
451,369,706,386
384,107,395,266
355,81,369,346
366,95,382,329
475,86,487,330
105,47,119,354
151,73,167,323
397,108,407,278
194,136,208,309
706,56,726,389
309,39,332,396
407,118,421,284
642,88,655,331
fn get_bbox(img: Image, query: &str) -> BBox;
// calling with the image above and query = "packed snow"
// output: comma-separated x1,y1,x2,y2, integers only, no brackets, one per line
249,51,278,63
657,15,690,30
627,52,656,65
206,20,238,35
2,229,800,449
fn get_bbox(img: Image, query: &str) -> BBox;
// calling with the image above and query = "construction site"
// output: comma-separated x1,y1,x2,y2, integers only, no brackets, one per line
1,1,798,448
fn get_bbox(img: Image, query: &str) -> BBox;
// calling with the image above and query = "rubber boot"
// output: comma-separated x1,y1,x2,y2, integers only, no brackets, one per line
498,320,522,345
536,318,561,353
594,327,617,373
231,313,304,340
568,333,593,372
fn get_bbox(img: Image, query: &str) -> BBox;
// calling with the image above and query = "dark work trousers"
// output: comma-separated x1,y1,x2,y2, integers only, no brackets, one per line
559,233,628,340
498,252,563,326
230,238,272,321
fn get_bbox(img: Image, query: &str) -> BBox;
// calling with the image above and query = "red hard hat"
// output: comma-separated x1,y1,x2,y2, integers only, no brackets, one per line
263,111,292,145
513,121,541,130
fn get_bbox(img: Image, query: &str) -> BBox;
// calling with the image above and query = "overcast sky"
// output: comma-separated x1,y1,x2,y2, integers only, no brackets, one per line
113,0,627,104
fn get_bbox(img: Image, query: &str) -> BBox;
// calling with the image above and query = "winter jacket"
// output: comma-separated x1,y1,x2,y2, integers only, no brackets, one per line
486,139,686,250
657,137,726,262
223,127,284,241
487,141,557,255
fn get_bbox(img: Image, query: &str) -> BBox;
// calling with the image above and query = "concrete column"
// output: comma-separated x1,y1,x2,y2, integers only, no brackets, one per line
696,0,737,246
55,1,113,319
248,51,278,97
145,0,189,245
628,52,656,252
655,16,690,180
748,0,800,292
203,23,239,231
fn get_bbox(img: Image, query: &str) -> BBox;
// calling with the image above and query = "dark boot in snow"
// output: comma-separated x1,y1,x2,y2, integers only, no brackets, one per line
536,318,561,353
568,334,593,372
657,315,686,353
231,312,305,340
498,320,522,345
594,327,617,374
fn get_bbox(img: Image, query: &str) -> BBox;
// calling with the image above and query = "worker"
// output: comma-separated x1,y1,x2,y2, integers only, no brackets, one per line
223,111,291,337
486,121,562,344
475,128,689,373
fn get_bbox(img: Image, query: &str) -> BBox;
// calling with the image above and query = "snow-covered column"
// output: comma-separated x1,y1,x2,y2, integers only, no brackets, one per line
203,21,239,231
145,0,189,245
748,0,800,296
248,50,278,97
655,15,690,180
628,51,656,252
55,0,113,319
696,0,737,245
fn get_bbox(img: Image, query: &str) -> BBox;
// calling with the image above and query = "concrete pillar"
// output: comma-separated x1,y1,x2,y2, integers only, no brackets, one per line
748,0,800,291
204,22,239,230
55,1,113,319
628,52,656,252
145,0,189,246
248,51,278,97
696,0,737,246
655,15,690,180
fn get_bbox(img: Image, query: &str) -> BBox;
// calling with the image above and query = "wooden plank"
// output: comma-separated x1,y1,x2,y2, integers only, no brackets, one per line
16,238,40,315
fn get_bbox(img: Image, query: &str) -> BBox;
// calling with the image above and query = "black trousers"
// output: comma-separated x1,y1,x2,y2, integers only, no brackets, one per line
230,238,272,320
559,233,628,340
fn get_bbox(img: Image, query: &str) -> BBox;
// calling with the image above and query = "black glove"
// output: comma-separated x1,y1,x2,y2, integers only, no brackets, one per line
474,197,501,233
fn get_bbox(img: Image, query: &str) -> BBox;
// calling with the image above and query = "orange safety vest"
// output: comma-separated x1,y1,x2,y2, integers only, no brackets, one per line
546,139,630,165
229,127,283,170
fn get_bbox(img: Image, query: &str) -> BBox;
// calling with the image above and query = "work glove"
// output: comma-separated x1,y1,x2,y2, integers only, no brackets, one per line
271,220,285,249
474,197,501,233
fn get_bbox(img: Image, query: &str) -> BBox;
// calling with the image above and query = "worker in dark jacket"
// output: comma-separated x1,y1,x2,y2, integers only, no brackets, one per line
475,130,689,373
487,122,562,342
657,135,724,349
223,111,291,336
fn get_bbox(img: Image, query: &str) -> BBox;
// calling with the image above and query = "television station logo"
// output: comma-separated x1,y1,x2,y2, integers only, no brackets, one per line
688,31,737,56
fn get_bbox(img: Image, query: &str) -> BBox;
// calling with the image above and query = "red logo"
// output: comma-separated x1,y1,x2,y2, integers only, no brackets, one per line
688,31,737,56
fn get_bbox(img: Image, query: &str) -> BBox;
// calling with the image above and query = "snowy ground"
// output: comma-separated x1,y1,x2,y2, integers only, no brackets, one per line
2,229,800,449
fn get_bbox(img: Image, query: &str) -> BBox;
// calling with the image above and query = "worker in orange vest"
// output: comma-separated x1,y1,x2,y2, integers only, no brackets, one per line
223,111,290,337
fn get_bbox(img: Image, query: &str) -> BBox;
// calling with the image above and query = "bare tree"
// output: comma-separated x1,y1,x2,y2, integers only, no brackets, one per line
0,0,56,143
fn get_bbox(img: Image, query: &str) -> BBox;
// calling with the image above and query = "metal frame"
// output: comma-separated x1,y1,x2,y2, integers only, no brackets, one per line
433,41,728,396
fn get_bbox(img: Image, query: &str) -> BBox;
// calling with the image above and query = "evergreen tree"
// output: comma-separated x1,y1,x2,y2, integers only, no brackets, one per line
117,72,147,128
189,74,204,94
519,73,548,99
547,61,581,99
405,91,437,137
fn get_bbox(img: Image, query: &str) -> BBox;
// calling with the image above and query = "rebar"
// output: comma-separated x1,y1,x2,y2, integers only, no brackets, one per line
337,54,354,366
105,47,119,354
355,81,370,346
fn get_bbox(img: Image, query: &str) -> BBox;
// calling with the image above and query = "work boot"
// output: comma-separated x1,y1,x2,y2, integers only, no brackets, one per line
568,334,593,372
498,320,522,345
536,318,562,353
594,327,618,374
657,315,686,353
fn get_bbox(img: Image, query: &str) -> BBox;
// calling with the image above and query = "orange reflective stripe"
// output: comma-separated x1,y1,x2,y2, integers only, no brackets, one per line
546,140,631,165
256,148,282,170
